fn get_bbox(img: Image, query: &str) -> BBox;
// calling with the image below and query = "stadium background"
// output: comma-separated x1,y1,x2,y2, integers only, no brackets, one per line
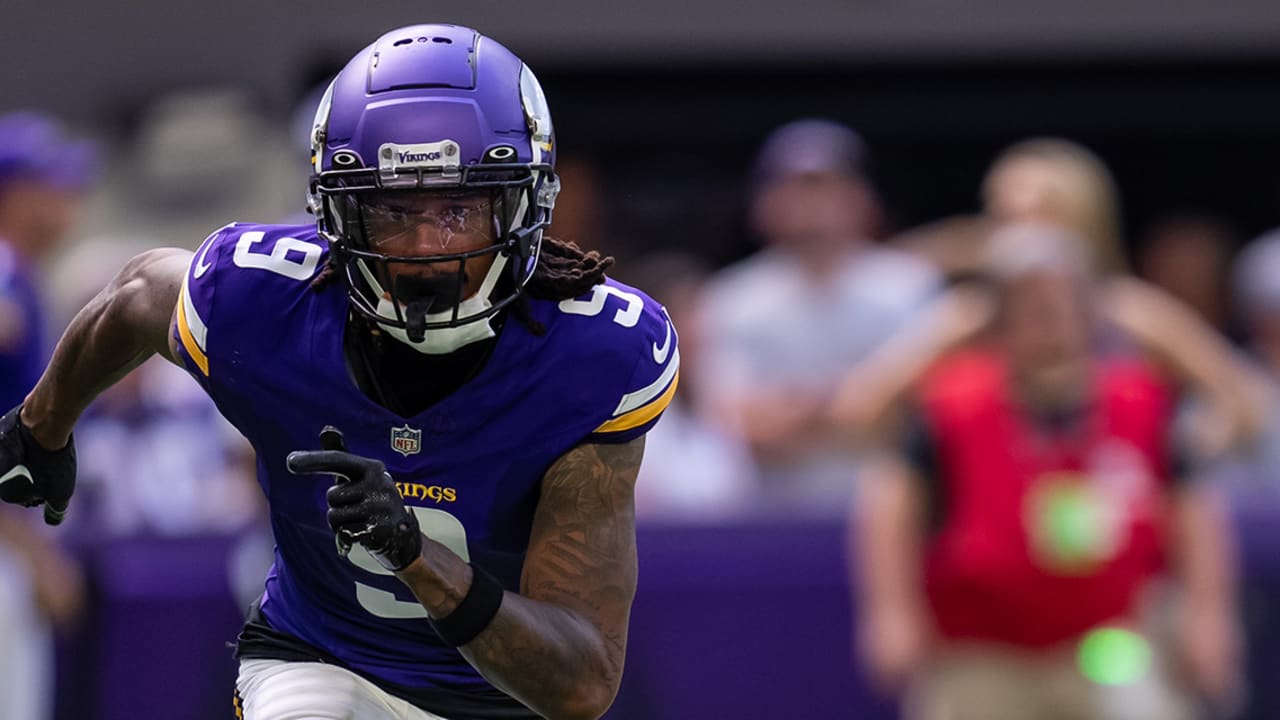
5,1,1280,718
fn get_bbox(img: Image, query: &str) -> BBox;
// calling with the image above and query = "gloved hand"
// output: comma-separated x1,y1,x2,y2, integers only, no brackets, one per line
286,426,422,571
0,405,76,526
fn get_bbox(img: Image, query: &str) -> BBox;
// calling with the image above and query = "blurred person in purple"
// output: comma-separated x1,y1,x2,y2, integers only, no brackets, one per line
0,111,95,409
0,111,93,720
837,138,1264,459
1221,228,1280,503
698,119,939,512
853,223,1241,720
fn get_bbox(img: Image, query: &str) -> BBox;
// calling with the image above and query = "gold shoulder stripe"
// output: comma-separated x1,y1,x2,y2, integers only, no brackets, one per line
176,285,209,376
613,346,680,415
595,372,679,434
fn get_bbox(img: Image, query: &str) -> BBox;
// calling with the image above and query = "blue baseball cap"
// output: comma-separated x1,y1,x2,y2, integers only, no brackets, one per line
0,111,98,190
1235,228,1280,314
750,118,866,194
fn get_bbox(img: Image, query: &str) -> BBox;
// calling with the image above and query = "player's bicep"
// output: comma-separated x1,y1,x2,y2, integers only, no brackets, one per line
101,248,191,364
522,438,644,634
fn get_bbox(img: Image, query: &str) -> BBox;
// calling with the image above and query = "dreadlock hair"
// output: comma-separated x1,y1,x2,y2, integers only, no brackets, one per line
509,235,613,335
309,235,614,335
524,235,614,300
310,254,341,291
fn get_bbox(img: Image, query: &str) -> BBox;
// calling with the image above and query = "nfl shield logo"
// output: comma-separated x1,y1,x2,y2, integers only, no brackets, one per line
390,425,422,457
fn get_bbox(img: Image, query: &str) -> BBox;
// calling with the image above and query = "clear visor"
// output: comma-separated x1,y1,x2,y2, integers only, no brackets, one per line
360,190,496,254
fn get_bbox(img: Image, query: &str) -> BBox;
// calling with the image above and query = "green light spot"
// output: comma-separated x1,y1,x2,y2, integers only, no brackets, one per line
1044,489,1096,561
1077,627,1151,686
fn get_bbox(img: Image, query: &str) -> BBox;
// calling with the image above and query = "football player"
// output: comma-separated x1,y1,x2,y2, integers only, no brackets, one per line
0,24,678,720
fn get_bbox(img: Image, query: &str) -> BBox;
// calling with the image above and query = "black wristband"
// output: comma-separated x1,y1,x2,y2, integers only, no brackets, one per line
429,563,504,647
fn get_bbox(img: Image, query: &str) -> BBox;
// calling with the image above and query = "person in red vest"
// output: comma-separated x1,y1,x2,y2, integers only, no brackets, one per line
852,222,1241,720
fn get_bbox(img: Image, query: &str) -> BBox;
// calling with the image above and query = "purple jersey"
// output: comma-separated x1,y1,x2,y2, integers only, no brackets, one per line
172,223,677,711
0,240,47,410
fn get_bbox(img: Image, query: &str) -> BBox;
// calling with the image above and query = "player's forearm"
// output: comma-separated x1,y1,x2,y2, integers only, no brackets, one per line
397,541,622,720
22,249,187,448
462,588,619,720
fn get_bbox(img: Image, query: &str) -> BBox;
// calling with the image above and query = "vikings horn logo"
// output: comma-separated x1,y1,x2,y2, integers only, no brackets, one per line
390,425,422,457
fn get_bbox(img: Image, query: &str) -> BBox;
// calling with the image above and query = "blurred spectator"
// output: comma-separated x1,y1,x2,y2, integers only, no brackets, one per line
896,137,1124,279
1221,229,1280,500
1138,213,1238,337
0,110,93,720
618,252,757,520
853,223,1241,720
699,118,939,512
0,112,96,409
75,88,299,255
0,510,83,720
72,358,261,537
840,138,1264,459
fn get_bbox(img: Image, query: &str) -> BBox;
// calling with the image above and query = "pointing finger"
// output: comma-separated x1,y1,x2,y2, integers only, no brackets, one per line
286,450,376,479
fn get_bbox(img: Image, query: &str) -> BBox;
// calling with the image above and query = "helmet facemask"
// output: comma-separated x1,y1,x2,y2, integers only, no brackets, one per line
306,36,561,354
313,158,558,354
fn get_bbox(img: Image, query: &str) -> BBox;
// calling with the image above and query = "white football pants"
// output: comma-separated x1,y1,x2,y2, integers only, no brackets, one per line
236,658,452,720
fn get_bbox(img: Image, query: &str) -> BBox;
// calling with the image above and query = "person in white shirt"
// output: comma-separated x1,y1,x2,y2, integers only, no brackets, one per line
698,119,939,512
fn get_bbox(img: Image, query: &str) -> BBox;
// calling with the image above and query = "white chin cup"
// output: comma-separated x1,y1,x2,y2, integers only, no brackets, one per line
363,254,509,355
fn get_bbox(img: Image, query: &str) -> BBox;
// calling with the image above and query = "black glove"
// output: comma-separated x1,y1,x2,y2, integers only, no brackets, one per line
286,426,422,572
0,405,76,526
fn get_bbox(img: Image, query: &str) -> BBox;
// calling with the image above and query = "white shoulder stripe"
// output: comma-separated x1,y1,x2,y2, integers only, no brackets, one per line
613,347,680,416
181,272,209,352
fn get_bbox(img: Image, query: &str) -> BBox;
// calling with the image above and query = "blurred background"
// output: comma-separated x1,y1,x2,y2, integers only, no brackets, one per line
6,1,1280,718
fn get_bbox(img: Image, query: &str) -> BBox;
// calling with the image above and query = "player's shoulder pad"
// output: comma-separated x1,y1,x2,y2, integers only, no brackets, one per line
550,278,679,444
174,222,325,377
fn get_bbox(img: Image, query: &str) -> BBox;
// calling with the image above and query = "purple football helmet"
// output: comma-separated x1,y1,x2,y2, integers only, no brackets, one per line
308,24,559,349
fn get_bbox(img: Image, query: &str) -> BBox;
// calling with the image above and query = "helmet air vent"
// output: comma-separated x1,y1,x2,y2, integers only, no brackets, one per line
370,28,476,91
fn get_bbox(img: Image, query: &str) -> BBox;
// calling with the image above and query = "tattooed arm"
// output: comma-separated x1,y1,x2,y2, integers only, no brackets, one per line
394,438,642,720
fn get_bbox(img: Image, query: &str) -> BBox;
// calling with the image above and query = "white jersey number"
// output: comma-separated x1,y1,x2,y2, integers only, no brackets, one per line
232,232,322,281
348,508,470,620
558,284,643,327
